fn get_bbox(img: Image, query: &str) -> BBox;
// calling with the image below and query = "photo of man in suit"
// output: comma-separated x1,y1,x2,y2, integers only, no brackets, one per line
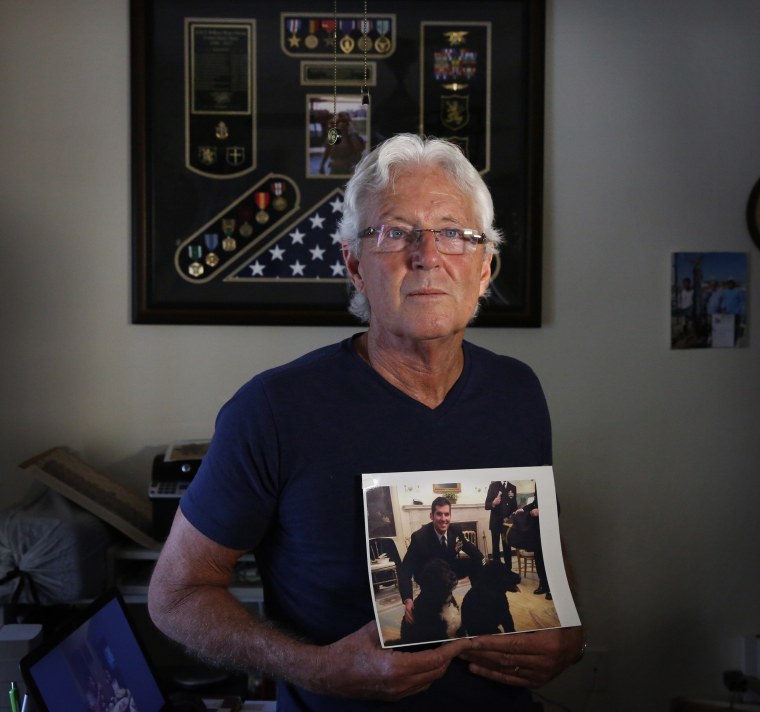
485,480,518,568
398,496,484,625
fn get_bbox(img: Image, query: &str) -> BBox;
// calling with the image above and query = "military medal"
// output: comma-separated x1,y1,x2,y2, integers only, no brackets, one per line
237,205,254,236
188,262,204,278
188,245,202,260
203,233,219,267
215,121,229,140
271,181,288,211
254,191,271,224
198,146,216,166
305,19,319,49
226,146,245,166
444,30,469,46
321,19,336,49
374,35,391,53
339,19,355,53
287,18,302,48
375,20,391,53
221,219,237,251
358,19,373,53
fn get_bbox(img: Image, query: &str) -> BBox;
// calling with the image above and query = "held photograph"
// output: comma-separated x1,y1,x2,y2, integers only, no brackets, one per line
362,466,581,649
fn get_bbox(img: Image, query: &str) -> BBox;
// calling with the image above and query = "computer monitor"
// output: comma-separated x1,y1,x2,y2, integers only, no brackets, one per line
20,588,169,712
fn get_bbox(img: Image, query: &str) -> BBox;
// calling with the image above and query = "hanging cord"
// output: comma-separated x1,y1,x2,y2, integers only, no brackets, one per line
361,0,369,104
327,0,341,145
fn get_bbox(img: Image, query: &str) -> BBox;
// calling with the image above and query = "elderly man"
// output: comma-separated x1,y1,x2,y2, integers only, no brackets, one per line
148,134,583,711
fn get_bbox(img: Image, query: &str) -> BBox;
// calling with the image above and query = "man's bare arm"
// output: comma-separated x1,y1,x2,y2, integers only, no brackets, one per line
148,509,472,701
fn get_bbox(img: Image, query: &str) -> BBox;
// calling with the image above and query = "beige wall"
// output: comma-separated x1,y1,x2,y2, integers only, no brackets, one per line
1,2,759,709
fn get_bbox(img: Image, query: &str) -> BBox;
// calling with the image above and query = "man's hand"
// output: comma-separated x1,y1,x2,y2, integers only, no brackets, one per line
311,621,472,701
460,626,584,688
403,598,415,624
150,511,472,702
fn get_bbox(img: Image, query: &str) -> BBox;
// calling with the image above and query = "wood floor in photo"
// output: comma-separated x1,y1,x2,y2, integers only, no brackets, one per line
374,568,560,646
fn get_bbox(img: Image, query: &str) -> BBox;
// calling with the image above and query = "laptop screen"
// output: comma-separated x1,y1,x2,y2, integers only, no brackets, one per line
20,589,168,712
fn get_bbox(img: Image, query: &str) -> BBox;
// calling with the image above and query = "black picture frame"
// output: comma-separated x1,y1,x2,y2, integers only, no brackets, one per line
131,0,545,325
746,177,760,251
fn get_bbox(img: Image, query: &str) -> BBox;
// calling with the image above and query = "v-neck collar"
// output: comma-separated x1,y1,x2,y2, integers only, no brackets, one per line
348,334,471,413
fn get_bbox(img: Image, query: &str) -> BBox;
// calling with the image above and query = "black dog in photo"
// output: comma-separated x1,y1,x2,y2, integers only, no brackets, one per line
399,559,465,645
461,561,520,635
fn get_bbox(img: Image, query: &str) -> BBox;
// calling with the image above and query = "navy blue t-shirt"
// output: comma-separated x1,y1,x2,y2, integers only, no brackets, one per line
181,336,551,711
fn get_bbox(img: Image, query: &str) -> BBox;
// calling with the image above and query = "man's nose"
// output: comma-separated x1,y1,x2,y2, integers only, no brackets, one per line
409,230,440,266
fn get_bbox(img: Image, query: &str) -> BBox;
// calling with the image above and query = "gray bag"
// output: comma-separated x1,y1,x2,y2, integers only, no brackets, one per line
0,484,113,605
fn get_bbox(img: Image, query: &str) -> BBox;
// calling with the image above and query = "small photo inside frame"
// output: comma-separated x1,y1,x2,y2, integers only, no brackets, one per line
362,466,580,649
307,94,369,177
671,251,748,349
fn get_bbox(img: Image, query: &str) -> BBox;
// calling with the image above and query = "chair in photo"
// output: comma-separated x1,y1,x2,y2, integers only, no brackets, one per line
369,537,400,590
458,529,478,558
502,522,518,567
517,549,536,578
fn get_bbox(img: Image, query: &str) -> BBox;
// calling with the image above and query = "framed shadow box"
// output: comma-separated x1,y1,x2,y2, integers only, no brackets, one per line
131,0,545,325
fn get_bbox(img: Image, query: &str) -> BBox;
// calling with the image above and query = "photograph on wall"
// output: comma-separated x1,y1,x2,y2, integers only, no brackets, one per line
671,252,748,349
362,466,581,648
131,0,544,325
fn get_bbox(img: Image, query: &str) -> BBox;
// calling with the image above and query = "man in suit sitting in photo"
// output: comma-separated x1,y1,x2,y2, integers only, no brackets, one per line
398,496,484,625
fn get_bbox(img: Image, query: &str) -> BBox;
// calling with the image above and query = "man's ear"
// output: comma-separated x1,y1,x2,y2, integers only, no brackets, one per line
478,252,493,297
343,244,365,293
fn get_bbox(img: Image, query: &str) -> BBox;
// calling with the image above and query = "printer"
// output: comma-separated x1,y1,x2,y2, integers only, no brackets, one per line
148,441,208,540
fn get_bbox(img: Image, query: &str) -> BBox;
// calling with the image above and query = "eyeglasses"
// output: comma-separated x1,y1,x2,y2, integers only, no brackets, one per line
358,225,488,255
